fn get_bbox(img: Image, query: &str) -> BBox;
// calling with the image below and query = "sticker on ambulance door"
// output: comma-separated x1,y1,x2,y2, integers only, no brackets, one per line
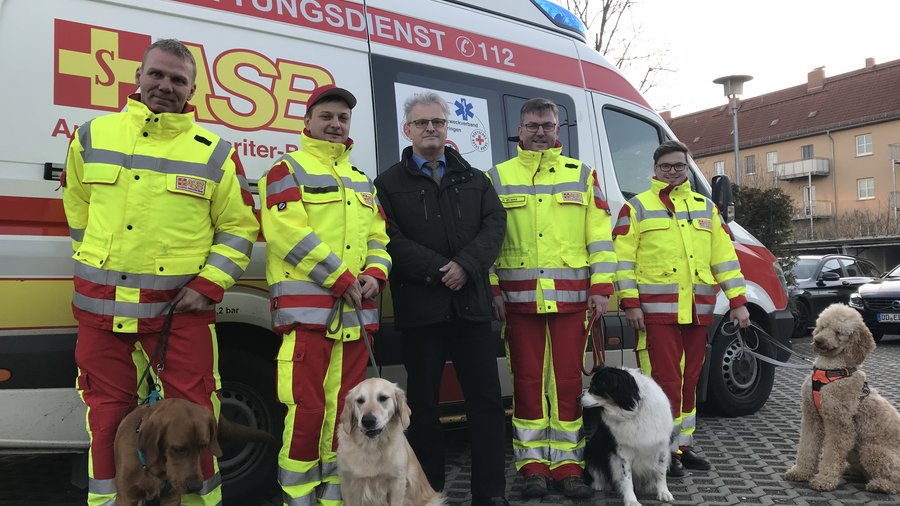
394,83,492,171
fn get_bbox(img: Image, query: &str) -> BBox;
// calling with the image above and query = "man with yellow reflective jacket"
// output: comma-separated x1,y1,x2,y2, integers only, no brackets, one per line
62,39,259,506
258,85,390,505
488,98,616,499
613,140,750,477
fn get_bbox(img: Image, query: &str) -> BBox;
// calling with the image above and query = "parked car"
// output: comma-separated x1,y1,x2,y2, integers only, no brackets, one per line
849,263,900,342
788,254,881,337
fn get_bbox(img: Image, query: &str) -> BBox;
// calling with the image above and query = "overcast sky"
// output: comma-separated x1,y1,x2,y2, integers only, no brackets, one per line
592,0,900,117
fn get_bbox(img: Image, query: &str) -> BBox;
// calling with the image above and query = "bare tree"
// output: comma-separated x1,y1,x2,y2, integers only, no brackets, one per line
561,0,675,99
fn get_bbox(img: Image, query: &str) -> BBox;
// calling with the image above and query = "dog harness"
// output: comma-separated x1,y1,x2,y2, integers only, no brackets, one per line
811,367,865,414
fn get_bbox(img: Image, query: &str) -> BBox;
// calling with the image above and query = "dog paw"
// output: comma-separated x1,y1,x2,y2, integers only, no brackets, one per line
809,475,838,491
623,499,642,506
784,466,812,482
657,489,674,503
865,479,900,495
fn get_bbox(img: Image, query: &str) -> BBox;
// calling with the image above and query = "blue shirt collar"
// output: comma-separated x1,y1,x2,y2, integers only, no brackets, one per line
411,152,446,173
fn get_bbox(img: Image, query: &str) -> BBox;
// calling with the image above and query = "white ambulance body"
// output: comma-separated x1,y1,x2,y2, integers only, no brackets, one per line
0,0,793,500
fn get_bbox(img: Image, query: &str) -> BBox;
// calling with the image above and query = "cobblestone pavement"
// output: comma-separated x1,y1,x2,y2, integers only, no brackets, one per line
3,336,900,506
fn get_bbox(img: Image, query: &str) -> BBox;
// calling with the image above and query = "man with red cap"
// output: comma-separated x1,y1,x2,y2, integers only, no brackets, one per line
259,85,391,505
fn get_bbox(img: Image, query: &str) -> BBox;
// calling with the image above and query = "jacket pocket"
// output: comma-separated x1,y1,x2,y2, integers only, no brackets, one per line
155,254,206,276
640,218,671,232
73,233,111,268
166,174,213,199
82,164,121,184
498,194,527,209
302,185,342,204
561,253,590,269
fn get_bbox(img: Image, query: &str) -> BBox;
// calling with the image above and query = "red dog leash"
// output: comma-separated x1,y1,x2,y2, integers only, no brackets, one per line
582,310,605,375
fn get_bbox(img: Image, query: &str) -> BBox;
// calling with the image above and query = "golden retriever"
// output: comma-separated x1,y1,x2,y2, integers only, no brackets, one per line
337,378,447,506
784,303,900,494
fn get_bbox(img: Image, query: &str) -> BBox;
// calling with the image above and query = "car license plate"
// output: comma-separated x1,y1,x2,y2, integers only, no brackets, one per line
877,313,900,322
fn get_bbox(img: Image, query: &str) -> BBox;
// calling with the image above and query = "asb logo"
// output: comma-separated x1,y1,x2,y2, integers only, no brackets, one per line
55,20,149,112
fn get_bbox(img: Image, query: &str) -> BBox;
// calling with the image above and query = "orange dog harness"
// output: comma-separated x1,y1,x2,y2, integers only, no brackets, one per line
811,367,858,414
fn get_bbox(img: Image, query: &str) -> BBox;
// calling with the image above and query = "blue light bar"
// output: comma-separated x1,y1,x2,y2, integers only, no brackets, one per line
532,0,588,37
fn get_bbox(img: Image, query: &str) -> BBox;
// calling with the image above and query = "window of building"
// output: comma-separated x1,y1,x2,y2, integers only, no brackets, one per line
714,160,725,175
801,144,814,160
745,154,757,175
856,133,873,156
766,151,778,172
857,177,875,200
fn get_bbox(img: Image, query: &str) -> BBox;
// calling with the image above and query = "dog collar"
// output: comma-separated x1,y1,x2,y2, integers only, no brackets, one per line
811,367,857,414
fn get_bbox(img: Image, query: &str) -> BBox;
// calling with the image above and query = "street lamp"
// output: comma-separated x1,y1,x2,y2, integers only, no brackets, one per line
713,75,753,186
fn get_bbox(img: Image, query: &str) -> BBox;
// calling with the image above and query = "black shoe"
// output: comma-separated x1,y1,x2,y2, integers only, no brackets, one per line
555,476,594,499
522,474,548,498
667,454,686,478
472,497,511,506
680,448,711,470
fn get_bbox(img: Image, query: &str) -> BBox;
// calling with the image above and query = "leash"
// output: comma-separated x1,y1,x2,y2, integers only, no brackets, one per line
722,320,815,370
131,305,177,407
327,297,380,378
582,310,605,375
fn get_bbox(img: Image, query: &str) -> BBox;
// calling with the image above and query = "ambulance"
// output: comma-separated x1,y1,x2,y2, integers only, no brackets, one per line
0,0,794,501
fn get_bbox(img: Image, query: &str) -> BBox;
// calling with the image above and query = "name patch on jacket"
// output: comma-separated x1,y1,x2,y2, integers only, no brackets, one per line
561,191,584,203
696,218,712,230
176,176,207,196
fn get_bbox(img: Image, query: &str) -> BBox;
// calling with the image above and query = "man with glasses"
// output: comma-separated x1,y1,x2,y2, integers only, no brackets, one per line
374,91,509,506
487,98,616,499
613,139,750,477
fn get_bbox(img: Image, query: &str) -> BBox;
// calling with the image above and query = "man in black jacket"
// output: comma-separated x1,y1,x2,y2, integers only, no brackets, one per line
374,91,508,506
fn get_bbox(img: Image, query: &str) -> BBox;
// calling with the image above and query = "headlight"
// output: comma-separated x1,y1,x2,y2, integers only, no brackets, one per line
773,261,789,297
849,292,863,309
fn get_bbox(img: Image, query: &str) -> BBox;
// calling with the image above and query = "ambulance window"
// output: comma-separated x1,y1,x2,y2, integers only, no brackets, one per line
503,96,573,160
602,108,662,199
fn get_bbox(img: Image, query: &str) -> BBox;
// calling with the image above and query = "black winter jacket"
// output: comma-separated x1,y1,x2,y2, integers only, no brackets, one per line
374,146,506,329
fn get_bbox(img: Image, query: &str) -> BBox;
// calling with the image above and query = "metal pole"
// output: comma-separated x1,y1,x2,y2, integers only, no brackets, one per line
808,170,814,239
731,95,741,186
893,158,897,221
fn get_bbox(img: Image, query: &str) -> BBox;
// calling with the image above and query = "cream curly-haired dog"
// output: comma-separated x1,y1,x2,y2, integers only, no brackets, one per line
784,303,900,493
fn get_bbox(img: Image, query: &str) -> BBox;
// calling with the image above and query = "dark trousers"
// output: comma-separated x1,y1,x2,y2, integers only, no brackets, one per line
402,320,507,498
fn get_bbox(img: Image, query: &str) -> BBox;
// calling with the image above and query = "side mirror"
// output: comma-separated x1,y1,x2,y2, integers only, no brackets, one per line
820,272,841,281
711,175,734,222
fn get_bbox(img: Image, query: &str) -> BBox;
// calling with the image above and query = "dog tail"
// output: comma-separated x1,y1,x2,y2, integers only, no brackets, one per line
424,493,448,506
218,417,276,444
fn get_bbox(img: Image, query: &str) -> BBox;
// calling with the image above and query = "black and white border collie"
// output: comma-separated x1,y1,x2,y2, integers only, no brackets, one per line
579,366,675,506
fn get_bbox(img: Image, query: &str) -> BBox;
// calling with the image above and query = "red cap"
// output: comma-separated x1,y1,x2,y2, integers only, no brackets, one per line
307,85,357,111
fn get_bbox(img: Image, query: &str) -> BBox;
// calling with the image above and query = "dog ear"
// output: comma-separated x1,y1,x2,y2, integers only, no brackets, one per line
137,407,165,469
340,390,356,435
394,383,411,429
208,412,223,458
846,320,876,365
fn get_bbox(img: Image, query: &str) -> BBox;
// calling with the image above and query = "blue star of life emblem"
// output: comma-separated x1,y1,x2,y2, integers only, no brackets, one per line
455,98,474,120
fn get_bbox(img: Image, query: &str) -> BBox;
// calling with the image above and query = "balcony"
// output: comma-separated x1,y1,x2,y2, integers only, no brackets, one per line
793,200,834,220
776,158,831,180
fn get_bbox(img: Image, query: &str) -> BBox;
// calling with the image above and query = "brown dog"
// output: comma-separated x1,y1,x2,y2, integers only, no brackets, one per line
113,398,274,505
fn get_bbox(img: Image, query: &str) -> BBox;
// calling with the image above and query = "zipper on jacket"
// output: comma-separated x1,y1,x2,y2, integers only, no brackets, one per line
420,190,429,222
453,187,462,220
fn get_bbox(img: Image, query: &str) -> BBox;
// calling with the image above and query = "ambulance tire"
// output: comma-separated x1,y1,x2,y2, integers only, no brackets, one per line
705,318,776,417
218,350,281,504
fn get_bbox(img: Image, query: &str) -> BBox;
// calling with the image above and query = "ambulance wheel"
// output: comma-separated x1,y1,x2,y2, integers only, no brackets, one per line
705,319,775,417
218,350,281,504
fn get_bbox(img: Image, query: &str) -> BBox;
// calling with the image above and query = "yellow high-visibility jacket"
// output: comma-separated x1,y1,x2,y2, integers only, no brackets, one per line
62,96,259,333
487,144,615,314
259,132,390,340
612,178,747,325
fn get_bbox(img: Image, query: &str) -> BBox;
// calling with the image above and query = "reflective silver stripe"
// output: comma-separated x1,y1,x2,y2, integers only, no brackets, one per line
549,447,583,463
367,240,385,251
318,482,342,501
271,280,330,297
78,120,93,150
236,172,251,196
206,252,244,280
682,413,697,430
97,500,116,506
273,307,378,328
590,261,616,274
630,198,670,221
493,181,584,195
578,162,592,187
505,290,537,303
617,261,636,271
513,426,546,443
615,215,630,229
712,260,741,275
308,253,344,285
365,255,391,270
70,227,85,242
279,465,321,486
694,284,717,296
88,477,116,495
284,234,323,267
497,268,538,281
345,180,373,193
696,303,715,315
587,240,613,254
676,210,713,221
486,166,501,191
266,171,300,196
637,283,679,294
82,149,226,183
73,292,170,318
550,428,581,445
642,302,678,313
513,446,546,462
281,155,372,192
720,277,746,291
214,231,253,257
285,493,316,506
321,461,338,478
198,472,222,495
547,289,588,303
546,267,589,280
615,279,638,291
75,262,195,290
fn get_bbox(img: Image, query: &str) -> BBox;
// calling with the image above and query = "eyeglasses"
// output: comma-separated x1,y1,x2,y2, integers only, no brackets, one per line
655,163,689,172
522,122,557,133
407,118,448,129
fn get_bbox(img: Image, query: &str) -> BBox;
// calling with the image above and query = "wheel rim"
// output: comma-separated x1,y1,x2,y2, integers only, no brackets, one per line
718,336,760,394
218,382,273,479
